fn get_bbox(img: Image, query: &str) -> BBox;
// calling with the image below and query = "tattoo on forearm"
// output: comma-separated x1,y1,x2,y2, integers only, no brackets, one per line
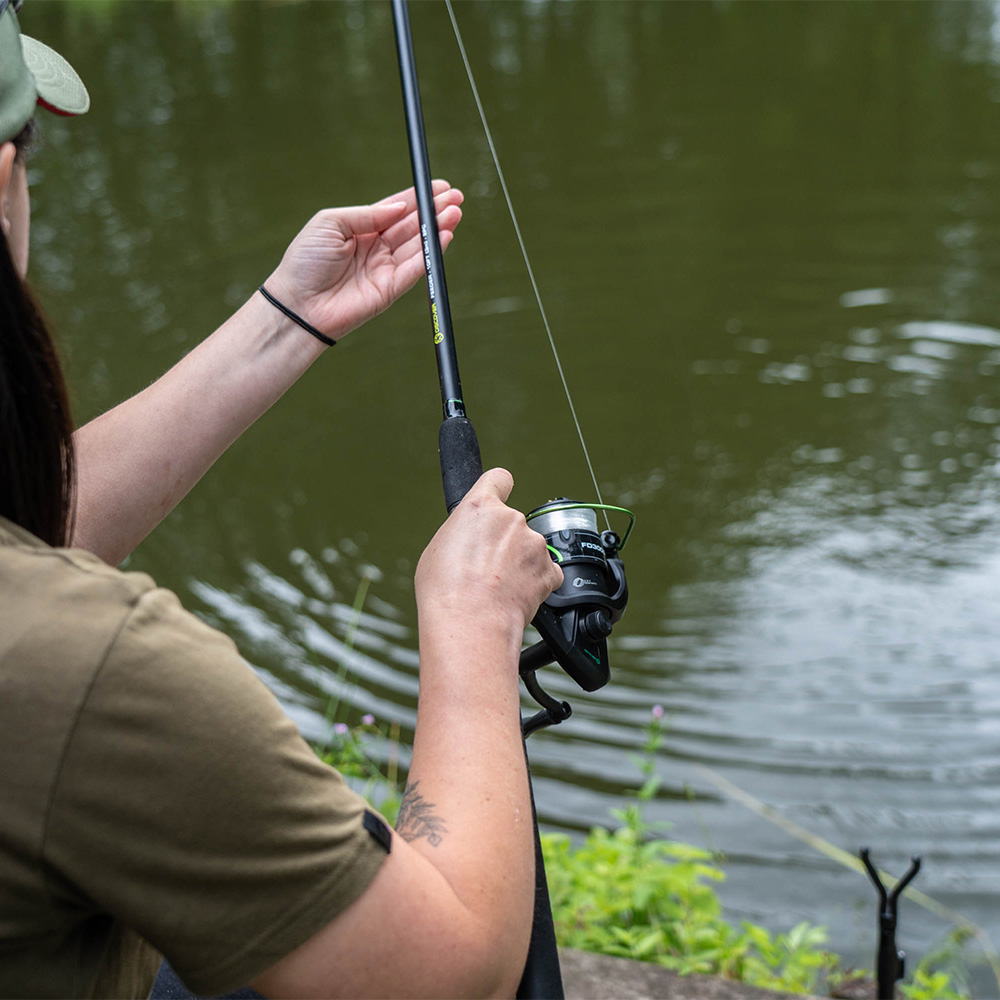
396,781,448,847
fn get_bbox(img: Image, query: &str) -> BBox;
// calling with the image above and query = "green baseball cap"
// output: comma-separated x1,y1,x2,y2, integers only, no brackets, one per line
0,0,89,144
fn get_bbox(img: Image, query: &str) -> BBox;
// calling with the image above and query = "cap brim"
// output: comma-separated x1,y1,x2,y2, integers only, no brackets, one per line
21,35,89,116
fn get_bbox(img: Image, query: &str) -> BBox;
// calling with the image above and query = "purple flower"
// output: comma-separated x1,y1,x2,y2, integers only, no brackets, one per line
334,722,349,735
361,714,375,726
651,704,664,719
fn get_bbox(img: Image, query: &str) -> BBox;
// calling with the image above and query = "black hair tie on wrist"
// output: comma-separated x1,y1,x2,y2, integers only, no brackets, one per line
258,285,335,348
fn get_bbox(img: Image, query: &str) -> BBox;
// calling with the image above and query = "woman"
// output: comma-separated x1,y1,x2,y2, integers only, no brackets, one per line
0,6,562,999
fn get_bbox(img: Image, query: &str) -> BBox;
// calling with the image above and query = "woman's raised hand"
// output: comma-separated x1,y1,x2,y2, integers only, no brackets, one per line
265,181,463,344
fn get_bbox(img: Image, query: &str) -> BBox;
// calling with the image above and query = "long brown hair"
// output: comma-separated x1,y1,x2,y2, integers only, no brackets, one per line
0,120,75,546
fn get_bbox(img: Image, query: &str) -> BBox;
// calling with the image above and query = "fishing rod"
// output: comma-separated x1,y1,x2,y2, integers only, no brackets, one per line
390,2,634,997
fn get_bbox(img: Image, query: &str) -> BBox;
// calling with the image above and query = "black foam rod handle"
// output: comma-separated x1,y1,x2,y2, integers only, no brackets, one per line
440,416,484,513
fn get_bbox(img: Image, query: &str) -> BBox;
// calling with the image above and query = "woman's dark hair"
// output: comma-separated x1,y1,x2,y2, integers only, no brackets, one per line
0,118,75,546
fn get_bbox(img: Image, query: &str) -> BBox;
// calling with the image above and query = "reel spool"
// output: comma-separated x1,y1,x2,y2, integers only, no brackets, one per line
519,500,632,735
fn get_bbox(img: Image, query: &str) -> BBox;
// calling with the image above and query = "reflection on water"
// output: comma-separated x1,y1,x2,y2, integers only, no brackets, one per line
191,547,417,747
25,0,1000,985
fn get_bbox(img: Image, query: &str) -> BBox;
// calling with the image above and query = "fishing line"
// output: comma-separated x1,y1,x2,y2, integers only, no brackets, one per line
444,0,611,530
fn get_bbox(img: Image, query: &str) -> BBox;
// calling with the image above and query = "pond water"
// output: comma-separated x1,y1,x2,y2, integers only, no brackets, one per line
26,0,1000,989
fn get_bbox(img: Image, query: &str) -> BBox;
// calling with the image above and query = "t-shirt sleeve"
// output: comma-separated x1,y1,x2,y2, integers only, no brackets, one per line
42,585,390,996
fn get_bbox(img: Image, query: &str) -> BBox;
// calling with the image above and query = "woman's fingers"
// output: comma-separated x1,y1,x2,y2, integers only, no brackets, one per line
392,227,455,293
330,201,409,238
382,188,464,250
389,204,463,264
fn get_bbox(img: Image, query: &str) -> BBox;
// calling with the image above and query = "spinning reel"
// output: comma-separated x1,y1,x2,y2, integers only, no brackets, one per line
519,500,633,737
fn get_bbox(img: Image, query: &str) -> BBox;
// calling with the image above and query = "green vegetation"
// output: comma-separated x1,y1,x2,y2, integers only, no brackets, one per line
539,709,839,994
329,699,979,996
542,819,836,992
314,583,970,996
898,929,974,1000
315,716,402,824
315,706,973,997
541,798,837,991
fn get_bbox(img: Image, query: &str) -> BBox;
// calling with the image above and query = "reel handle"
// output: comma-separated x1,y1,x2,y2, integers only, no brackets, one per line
439,416,484,513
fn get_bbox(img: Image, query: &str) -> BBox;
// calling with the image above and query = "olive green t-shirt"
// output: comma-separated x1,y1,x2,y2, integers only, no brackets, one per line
0,516,390,999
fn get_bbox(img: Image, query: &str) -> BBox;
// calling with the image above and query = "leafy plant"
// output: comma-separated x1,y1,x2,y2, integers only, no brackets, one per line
313,574,403,821
541,707,837,994
315,715,402,822
901,967,967,1000
899,928,974,1000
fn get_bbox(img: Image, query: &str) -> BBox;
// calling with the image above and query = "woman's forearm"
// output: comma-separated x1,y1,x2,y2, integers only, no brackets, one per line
402,609,535,997
249,471,560,998
249,611,537,1000
71,293,323,564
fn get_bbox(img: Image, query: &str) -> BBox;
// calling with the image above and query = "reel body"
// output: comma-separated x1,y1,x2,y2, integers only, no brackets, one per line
519,500,631,732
